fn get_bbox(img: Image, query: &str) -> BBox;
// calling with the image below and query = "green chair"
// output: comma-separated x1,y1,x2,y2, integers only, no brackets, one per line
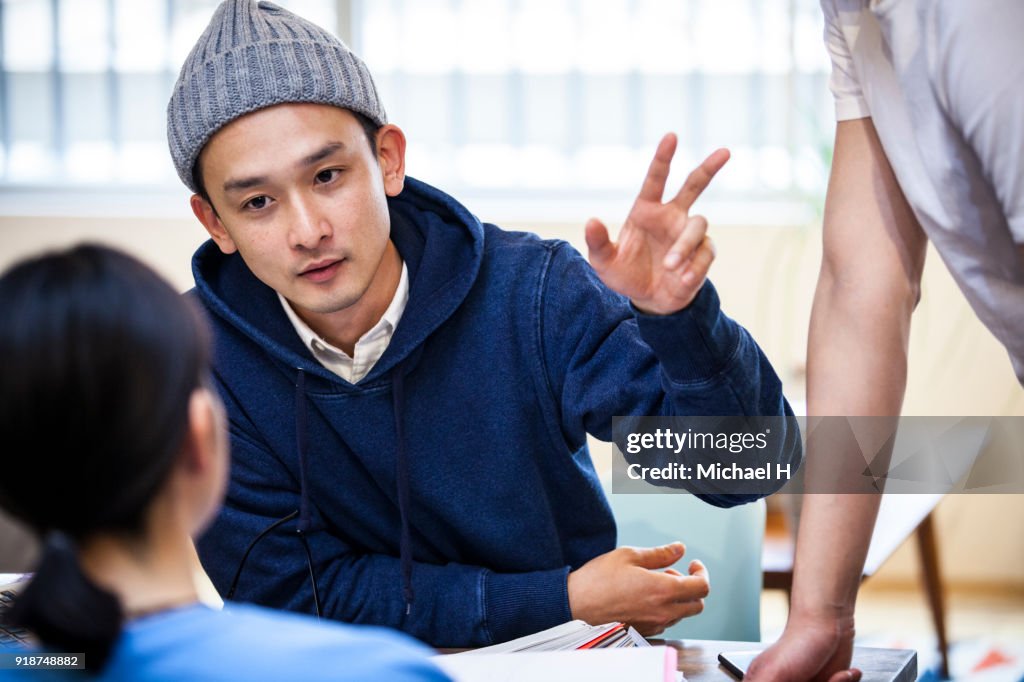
601,476,765,642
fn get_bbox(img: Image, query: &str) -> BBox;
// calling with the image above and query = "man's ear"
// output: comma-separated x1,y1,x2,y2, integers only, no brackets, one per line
190,194,238,255
376,124,407,197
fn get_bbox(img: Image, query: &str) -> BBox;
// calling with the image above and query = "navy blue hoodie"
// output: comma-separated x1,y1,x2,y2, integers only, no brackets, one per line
193,177,796,647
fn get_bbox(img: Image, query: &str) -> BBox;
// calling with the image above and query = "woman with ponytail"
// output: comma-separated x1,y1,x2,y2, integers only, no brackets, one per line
0,245,447,681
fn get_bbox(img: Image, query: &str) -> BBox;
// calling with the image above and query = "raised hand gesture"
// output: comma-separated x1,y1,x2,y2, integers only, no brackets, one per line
585,133,729,315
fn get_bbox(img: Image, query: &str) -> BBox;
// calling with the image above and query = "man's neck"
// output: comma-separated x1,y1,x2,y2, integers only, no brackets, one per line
297,240,403,356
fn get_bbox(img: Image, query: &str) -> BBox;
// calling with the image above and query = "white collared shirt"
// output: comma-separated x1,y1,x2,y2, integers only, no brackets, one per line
278,262,410,383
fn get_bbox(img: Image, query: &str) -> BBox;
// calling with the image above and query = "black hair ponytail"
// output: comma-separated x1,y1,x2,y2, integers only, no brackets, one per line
5,533,122,668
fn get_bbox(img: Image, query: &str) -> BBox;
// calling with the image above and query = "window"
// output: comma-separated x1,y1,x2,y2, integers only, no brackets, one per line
0,0,336,186
1,0,833,221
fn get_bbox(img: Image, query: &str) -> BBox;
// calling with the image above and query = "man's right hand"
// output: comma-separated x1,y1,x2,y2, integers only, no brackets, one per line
566,542,709,636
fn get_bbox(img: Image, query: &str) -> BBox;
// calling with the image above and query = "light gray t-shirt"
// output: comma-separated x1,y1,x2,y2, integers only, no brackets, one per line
822,0,1024,383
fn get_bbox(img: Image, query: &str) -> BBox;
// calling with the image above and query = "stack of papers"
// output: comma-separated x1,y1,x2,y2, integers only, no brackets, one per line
434,621,684,682
434,648,681,682
462,620,650,654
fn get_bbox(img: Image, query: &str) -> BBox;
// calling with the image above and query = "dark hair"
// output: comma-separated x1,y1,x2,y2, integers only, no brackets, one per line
192,108,382,205
0,244,210,669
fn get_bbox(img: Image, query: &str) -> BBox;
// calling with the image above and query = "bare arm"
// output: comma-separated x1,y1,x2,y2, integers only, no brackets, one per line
748,117,927,681
797,113,926,610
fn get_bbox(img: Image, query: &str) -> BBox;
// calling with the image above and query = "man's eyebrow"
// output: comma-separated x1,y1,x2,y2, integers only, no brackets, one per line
222,175,270,194
299,142,347,167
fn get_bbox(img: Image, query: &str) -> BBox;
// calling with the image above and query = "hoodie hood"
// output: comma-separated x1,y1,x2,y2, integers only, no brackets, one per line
191,176,484,386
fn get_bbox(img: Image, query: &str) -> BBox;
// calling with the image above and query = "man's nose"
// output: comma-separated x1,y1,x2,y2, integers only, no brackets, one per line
288,196,332,250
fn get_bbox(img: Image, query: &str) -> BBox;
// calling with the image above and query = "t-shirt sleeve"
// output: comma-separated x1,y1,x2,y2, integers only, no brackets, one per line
821,0,871,121
928,0,1024,245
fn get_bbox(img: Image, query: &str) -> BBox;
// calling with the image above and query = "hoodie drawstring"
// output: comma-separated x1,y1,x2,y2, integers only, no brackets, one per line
295,369,311,533
391,366,414,615
294,369,323,618
392,344,423,616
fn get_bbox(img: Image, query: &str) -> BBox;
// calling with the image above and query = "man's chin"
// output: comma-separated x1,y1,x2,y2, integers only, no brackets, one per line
290,287,366,317
301,297,361,316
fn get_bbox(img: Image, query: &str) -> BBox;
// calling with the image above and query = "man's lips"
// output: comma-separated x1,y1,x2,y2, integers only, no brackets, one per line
299,258,343,282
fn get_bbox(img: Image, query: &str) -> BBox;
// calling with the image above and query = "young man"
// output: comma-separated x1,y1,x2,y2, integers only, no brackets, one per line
748,2,1023,681
169,0,796,647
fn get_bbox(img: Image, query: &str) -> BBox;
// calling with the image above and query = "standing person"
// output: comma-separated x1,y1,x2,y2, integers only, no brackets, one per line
0,245,447,682
748,1,1023,680
171,0,800,647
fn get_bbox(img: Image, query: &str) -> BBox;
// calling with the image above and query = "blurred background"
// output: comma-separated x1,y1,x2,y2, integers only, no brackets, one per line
0,1,1021,678
0,0,834,215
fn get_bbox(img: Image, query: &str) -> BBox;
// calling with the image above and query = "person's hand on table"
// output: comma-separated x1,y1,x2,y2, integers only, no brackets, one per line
567,542,709,636
585,133,730,316
745,610,861,682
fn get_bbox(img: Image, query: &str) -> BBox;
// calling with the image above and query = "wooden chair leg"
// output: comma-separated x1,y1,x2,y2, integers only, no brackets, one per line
915,513,951,679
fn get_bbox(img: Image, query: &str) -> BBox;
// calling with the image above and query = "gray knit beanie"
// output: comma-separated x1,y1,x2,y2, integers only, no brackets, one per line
167,0,387,192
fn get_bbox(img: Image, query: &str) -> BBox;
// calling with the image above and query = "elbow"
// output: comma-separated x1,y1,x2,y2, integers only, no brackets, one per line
818,257,921,323
696,492,760,509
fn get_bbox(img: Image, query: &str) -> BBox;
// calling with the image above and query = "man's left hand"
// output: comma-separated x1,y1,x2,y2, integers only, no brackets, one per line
585,133,729,315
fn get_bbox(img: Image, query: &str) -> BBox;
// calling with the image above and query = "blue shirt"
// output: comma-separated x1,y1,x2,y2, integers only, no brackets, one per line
0,603,448,681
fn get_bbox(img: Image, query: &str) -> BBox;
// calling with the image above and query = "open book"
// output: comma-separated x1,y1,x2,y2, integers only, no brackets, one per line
434,620,684,682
